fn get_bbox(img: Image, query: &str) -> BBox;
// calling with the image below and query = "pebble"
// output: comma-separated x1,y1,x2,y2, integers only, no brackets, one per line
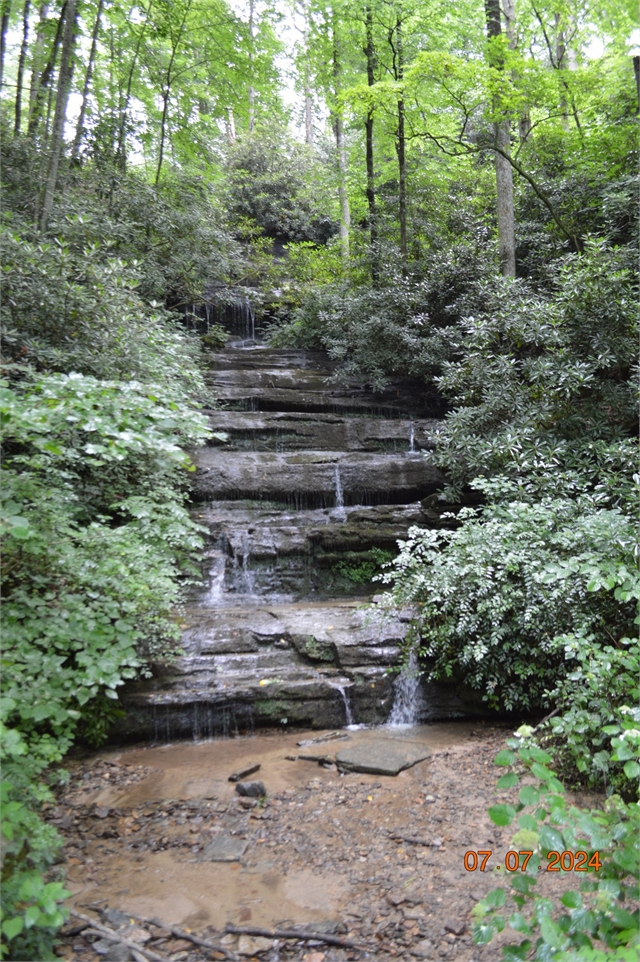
235,780,267,798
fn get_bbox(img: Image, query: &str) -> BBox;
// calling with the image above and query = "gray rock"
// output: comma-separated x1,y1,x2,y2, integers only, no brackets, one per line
104,945,133,962
101,909,131,929
235,780,266,797
200,836,248,861
336,739,431,776
410,938,435,959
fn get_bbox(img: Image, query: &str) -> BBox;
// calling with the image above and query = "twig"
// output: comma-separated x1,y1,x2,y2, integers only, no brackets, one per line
534,707,560,730
125,911,239,961
69,911,168,962
389,832,442,847
225,923,366,951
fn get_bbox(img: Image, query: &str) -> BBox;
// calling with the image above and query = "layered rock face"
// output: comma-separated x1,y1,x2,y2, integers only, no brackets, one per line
119,345,472,739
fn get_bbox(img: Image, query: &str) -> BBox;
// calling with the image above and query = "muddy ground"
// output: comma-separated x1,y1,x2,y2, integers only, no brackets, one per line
48,724,590,962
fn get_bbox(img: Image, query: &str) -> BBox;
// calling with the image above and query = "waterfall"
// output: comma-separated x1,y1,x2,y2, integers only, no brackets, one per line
333,464,347,521
409,423,415,453
387,651,425,726
204,549,226,605
329,681,354,726
245,296,255,342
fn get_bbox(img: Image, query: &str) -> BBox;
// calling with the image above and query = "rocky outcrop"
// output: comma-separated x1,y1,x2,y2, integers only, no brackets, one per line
117,345,477,740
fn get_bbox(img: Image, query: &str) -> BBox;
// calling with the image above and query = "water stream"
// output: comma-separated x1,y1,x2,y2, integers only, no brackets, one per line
387,652,425,727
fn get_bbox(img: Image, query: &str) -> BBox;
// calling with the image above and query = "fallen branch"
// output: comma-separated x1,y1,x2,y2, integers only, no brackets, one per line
225,923,366,951
389,832,442,847
69,911,168,962
125,911,239,961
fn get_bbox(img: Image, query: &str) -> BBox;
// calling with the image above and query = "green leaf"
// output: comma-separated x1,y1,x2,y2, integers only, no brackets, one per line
539,914,567,950
497,772,519,789
484,888,507,908
489,804,517,826
623,760,640,779
560,890,582,909
539,825,565,853
519,786,540,806
2,916,24,940
495,750,516,766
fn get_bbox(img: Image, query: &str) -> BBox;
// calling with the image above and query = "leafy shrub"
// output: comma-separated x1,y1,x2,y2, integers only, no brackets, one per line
333,548,396,585
378,483,637,712
0,372,209,957
473,731,640,960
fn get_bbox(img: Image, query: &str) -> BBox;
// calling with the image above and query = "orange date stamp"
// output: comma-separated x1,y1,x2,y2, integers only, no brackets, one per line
463,850,602,872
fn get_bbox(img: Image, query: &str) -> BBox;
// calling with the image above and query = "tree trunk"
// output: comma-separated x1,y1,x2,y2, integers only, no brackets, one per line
14,0,31,133
364,3,378,282
331,10,350,259
155,0,191,186
248,0,255,132
393,7,407,268
28,0,65,135
115,0,151,169
0,0,10,90
304,76,313,145
40,0,77,229
28,1,49,118
71,0,103,159
484,0,516,278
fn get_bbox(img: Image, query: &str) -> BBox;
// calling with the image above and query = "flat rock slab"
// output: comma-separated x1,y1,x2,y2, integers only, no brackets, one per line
336,739,431,776
200,836,248,862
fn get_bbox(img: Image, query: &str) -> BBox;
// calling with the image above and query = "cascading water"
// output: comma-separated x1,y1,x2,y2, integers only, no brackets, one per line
387,651,425,726
333,463,347,521
203,548,226,605
409,423,415,453
329,681,354,726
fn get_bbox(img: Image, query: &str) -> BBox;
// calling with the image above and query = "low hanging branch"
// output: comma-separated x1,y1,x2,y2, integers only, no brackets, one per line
416,128,583,253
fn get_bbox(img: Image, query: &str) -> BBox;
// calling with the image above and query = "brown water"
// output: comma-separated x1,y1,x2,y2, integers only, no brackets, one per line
65,724,481,932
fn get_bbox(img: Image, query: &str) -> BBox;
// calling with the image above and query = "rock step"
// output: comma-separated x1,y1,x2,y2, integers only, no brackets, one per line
193,450,444,505
204,411,441,452
204,368,440,418
194,501,426,559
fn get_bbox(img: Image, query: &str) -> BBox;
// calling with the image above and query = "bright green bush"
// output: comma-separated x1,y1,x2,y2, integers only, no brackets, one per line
0,372,209,957
473,731,640,960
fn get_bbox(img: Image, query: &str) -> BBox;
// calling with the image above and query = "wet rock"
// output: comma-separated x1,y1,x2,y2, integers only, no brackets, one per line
336,738,431,776
237,934,274,955
235,780,266,798
104,945,133,962
200,836,248,861
229,763,261,782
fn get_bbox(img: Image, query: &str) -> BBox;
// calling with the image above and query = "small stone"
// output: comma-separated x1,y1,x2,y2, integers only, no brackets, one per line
95,806,111,819
91,938,117,955
402,906,423,920
201,836,248,861
423,795,436,803
235,780,267,798
387,893,406,907
410,938,435,959
104,945,133,962
304,953,326,962
444,921,465,937
238,797,258,809
237,934,273,955
101,908,131,929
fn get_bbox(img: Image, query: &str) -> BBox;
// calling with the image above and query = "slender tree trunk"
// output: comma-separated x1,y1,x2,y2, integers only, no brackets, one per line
485,0,516,278
304,74,313,145
40,0,77,229
0,0,10,90
28,0,65,135
393,8,407,268
71,0,103,159
155,0,191,187
28,1,49,118
364,4,378,282
331,10,350,259
247,0,255,133
14,0,31,133
227,106,236,141
116,0,151,169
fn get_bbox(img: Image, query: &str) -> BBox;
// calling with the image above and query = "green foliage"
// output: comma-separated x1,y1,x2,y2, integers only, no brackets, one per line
473,732,640,960
0,370,209,956
333,548,395,585
378,484,637,712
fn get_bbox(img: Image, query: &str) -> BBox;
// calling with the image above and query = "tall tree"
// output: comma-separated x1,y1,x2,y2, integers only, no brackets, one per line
71,0,104,159
387,2,407,268
28,0,65,136
0,0,10,89
331,5,350,259
484,0,516,278
363,2,378,280
14,0,31,132
40,0,77,228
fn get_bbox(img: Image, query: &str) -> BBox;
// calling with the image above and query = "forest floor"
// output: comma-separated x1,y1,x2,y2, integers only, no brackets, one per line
50,724,594,962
